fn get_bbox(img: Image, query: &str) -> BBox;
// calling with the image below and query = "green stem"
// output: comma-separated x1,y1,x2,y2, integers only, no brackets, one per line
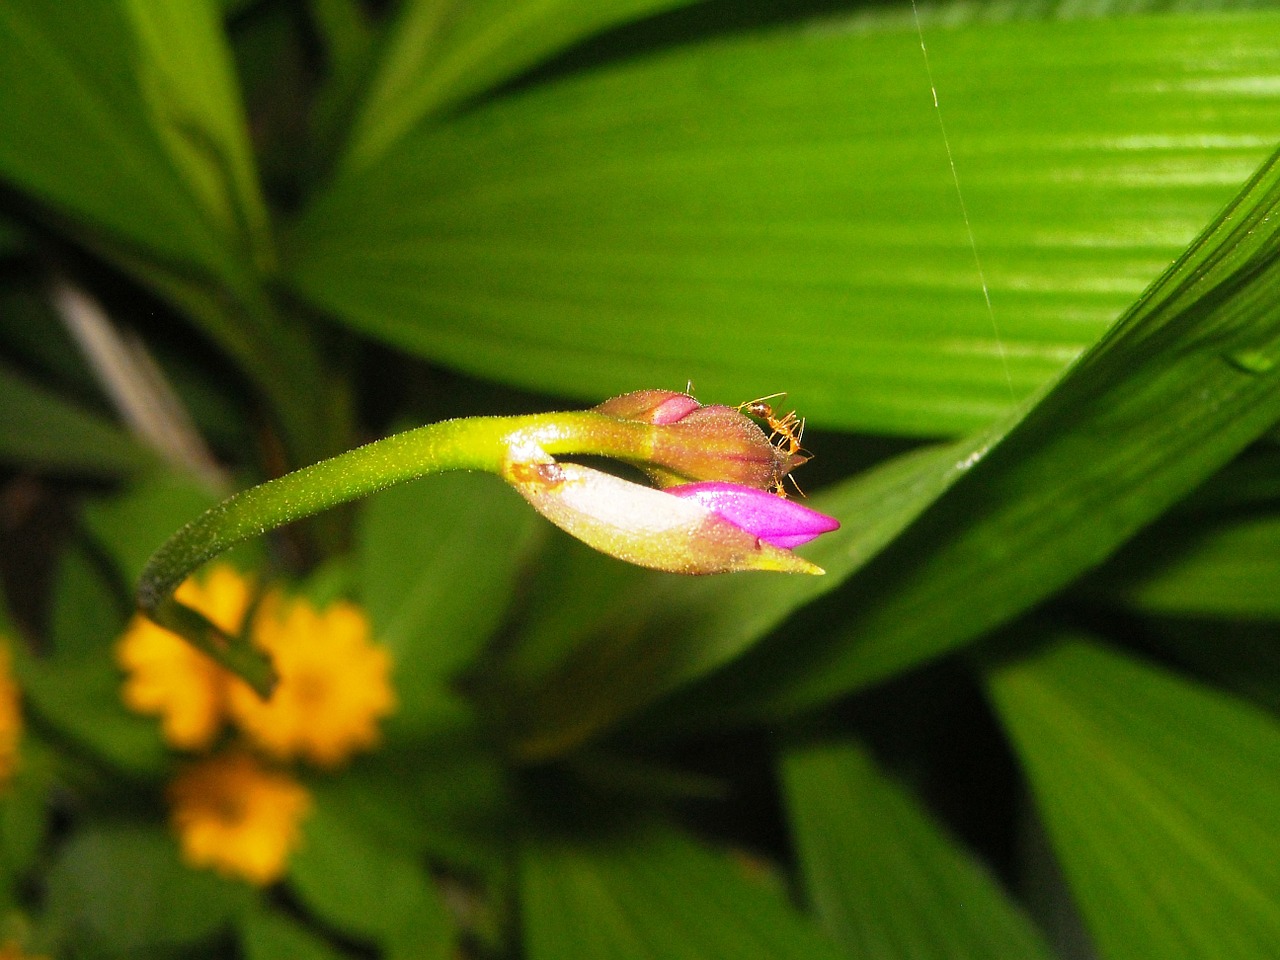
136,411,653,695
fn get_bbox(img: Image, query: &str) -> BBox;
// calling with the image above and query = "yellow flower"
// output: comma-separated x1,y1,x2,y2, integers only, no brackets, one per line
167,751,310,885
0,643,21,790
117,565,252,750
229,592,394,768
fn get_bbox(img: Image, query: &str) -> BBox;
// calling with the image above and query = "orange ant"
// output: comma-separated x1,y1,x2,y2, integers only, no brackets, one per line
737,393,809,497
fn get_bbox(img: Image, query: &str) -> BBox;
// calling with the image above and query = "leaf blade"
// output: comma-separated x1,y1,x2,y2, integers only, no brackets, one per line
670,139,1280,721
985,637,1280,960
341,0,701,171
289,9,1280,435
521,819,846,960
782,739,1054,960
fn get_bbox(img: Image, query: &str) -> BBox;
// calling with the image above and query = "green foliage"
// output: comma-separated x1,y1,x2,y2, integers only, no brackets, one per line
44,825,251,955
289,800,453,958
286,8,1280,435
520,819,846,959
782,740,1052,960
3,1,1280,958
986,637,1280,959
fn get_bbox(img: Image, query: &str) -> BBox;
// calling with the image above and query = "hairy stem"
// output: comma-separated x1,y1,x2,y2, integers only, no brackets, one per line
136,411,653,695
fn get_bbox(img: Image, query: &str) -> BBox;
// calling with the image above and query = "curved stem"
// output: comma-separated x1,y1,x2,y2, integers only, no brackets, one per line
137,411,654,696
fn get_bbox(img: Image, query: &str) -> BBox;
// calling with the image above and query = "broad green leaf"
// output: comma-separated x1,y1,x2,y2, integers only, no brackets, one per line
357,472,541,724
15,649,169,780
120,0,273,270
0,0,266,287
782,740,1052,960
1086,511,1280,620
289,799,453,959
520,819,846,960
44,824,251,955
658,141,1280,722
341,0,700,172
288,9,1280,436
0,2,338,462
240,907,346,960
0,362,153,476
50,542,129,660
986,637,1280,960
310,694,512,873
0,737,53,910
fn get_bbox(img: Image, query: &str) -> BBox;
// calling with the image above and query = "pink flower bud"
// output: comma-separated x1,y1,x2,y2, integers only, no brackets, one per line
593,389,701,425
503,461,834,575
664,482,840,549
592,390,802,492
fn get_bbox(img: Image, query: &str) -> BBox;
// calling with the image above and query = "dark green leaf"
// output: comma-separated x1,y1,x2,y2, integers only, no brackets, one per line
521,819,845,960
44,824,250,955
240,907,345,960
0,214,24,256
986,637,1280,960
341,0,701,171
665,142,1280,722
311,694,512,873
1144,618,1280,715
16,649,169,780
288,9,1280,435
782,739,1053,960
289,799,453,959
0,737,53,909
50,542,129,660
0,283,89,393
0,361,152,476
0,0,268,286
357,472,540,724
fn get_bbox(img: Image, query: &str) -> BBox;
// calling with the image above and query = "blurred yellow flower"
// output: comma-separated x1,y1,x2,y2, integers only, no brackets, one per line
168,750,310,885
117,565,252,750
230,592,394,768
0,643,20,789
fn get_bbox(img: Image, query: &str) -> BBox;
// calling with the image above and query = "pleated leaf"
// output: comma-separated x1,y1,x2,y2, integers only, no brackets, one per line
657,140,1280,723
288,800,453,959
0,0,268,287
520,819,846,960
986,637,1280,960
782,740,1053,960
342,0,701,171
287,7,1280,435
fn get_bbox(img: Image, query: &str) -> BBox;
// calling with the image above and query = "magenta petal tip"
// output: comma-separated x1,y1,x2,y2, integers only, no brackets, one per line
664,481,840,549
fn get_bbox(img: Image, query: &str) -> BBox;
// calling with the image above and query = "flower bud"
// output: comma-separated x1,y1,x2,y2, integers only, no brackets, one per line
503,460,834,575
593,390,802,492
593,389,701,425
664,482,840,549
